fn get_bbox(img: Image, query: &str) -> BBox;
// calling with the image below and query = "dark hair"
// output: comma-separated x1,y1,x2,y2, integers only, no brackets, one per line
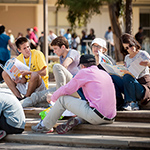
108,26,111,30
121,33,141,51
139,26,142,30
72,32,77,38
27,28,31,32
82,62,96,67
0,25,5,34
51,36,69,48
90,28,94,35
15,37,28,49
82,30,86,36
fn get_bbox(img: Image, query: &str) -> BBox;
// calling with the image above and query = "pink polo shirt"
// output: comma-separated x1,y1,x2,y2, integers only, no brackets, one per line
51,66,116,119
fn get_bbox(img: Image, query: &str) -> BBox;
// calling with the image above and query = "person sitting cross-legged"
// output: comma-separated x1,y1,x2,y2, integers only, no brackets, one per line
31,54,116,134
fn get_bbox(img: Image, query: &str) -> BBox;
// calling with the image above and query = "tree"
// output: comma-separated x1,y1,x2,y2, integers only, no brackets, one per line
125,0,133,34
56,0,130,61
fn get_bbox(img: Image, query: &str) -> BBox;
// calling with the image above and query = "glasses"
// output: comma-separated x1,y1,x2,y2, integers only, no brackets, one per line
125,44,134,50
92,45,102,49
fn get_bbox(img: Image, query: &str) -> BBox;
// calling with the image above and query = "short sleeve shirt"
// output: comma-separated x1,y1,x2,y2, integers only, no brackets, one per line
125,50,150,79
60,49,80,76
17,50,48,88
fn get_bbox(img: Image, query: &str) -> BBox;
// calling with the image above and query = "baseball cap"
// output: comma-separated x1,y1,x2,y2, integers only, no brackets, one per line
33,26,38,32
91,38,107,51
78,54,96,66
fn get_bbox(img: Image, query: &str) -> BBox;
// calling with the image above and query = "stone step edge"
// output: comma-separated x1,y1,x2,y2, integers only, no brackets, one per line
4,132,150,149
24,119,150,137
24,108,150,117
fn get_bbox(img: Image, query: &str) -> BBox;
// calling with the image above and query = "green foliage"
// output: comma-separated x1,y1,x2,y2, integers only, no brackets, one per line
56,0,123,29
48,61,59,73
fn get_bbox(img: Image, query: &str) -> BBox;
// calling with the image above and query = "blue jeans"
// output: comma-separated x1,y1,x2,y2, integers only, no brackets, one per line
81,45,86,54
112,74,145,105
111,75,124,109
123,74,145,103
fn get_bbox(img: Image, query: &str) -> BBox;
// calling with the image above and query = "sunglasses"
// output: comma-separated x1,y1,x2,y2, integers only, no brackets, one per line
92,45,102,49
125,44,134,50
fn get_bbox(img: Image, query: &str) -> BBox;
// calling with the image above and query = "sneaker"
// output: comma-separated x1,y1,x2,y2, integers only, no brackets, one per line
123,102,132,111
0,130,6,140
130,101,139,110
31,121,54,133
56,117,79,134
123,101,139,111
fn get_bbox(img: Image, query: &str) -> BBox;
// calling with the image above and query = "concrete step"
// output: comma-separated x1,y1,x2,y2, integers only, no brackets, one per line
116,110,150,123
25,118,66,131
25,118,150,137
3,132,150,149
24,107,150,123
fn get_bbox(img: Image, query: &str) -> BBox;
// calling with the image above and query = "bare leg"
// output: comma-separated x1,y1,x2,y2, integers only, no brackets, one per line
2,71,22,99
25,72,42,97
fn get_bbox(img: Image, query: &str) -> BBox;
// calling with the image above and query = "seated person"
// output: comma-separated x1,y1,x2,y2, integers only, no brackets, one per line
91,38,124,110
0,89,25,140
31,54,116,134
117,33,150,111
2,37,48,100
20,36,80,107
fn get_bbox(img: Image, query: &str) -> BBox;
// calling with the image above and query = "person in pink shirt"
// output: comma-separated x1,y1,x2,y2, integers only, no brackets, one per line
26,28,38,49
32,54,116,134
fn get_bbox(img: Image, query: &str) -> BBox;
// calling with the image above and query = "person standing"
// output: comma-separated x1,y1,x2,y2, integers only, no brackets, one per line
135,26,144,46
80,30,87,54
26,28,38,49
0,25,18,66
104,26,115,59
87,28,95,40
0,25,18,83
64,29,72,48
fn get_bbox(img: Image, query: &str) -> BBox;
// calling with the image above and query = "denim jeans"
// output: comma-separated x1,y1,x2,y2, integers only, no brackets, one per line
81,45,86,54
112,74,145,105
123,74,145,103
111,75,124,109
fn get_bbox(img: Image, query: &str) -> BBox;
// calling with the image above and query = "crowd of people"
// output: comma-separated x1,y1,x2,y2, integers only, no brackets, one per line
0,24,150,140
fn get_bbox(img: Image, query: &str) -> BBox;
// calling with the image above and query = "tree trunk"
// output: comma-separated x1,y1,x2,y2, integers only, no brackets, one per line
108,3,123,61
126,0,133,34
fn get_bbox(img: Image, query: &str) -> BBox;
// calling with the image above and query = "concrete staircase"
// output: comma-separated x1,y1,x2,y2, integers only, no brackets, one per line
3,107,150,149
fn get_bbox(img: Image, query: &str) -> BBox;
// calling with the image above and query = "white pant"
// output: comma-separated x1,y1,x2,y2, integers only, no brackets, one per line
53,64,79,98
43,96,113,129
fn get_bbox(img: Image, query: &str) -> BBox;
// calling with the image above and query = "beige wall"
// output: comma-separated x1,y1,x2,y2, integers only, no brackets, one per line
87,7,110,39
0,5,36,38
133,7,140,36
0,1,149,40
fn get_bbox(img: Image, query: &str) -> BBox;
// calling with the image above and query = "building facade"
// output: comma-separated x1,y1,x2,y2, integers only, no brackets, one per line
0,0,150,51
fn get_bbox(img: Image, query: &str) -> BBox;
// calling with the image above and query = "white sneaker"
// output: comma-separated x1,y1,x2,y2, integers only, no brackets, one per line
123,101,139,111
123,102,132,111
